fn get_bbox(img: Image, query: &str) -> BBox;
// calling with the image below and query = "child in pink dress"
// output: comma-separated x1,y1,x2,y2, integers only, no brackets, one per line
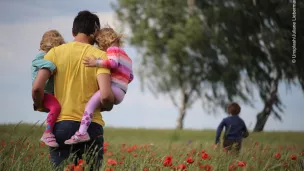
65,27,133,144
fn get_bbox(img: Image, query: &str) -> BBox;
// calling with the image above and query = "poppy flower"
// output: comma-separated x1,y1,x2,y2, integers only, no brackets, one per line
107,159,118,166
237,161,246,168
177,164,186,170
201,153,209,160
274,153,281,159
290,154,297,160
163,156,173,167
186,157,194,164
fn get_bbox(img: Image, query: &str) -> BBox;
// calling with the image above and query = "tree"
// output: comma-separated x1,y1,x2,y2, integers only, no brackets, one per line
113,0,304,131
113,0,250,129
195,0,304,131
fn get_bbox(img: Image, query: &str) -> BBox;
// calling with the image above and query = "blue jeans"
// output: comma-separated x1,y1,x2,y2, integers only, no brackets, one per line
49,121,104,170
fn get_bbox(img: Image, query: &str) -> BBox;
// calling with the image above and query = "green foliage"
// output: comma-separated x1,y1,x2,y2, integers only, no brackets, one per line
113,0,304,125
113,0,250,113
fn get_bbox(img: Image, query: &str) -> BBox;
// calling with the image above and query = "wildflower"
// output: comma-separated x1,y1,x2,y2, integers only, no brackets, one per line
237,161,246,168
177,164,186,170
107,159,118,166
104,147,108,153
201,153,209,160
105,168,114,171
200,164,213,171
133,153,138,157
290,154,297,160
186,157,194,164
274,153,281,159
78,159,86,167
64,164,75,171
301,151,304,156
228,164,237,171
163,156,173,167
143,168,149,171
104,142,109,147
74,165,84,171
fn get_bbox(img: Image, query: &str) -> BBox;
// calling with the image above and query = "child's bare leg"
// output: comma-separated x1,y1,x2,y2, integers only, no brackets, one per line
65,91,101,144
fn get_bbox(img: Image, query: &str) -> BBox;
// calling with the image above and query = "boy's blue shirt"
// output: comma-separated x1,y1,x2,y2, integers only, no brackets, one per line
31,51,56,94
215,115,248,144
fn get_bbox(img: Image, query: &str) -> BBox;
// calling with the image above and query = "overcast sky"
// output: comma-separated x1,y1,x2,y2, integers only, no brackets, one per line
0,0,303,131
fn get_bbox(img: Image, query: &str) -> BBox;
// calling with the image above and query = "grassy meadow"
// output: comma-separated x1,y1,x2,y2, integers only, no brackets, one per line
0,124,304,171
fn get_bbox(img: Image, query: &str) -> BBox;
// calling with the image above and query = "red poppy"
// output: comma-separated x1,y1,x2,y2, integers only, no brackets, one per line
163,156,173,167
290,154,297,160
143,168,149,171
104,142,109,147
201,153,209,160
203,164,213,171
228,164,237,171
105,168,114,171
274,153,281,159
74,165,84,171
133,153,138,157
177,164,186,170
107,159,118,166
237,161,246,168
186,157,194,164
301,151,304,156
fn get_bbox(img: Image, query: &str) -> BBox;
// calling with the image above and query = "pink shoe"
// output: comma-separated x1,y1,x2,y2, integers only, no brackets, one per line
40,132,59,147
64,131,90,145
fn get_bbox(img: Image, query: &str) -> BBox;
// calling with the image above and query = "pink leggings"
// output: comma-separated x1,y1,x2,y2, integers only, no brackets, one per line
43,94,61,133
78,85,125,134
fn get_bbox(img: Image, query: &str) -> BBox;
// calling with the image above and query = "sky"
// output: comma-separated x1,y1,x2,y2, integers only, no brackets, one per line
0,0,303,131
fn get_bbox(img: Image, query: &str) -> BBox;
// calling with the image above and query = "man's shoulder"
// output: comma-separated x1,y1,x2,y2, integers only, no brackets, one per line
89,46,106,57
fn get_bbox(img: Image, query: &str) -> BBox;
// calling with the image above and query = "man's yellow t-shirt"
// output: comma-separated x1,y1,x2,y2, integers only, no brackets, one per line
44,42,110,126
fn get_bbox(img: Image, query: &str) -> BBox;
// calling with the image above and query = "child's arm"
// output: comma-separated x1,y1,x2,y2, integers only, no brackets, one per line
215,119,226,144
32,58,56,74
83,47,121,69
242,123,249,138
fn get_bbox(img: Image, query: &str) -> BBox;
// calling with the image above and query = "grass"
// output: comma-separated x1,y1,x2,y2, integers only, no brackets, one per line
0,123,304,171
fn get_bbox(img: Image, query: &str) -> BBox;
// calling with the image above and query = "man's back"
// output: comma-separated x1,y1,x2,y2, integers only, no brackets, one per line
44,42,109,126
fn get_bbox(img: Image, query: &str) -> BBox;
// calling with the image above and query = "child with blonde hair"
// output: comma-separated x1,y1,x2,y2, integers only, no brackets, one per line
65,27,133,144
32,30,65,147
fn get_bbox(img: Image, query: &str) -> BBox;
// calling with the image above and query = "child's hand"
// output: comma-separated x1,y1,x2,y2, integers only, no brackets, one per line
83,56,97,67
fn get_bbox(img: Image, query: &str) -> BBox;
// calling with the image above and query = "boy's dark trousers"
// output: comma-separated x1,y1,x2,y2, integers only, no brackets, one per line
223,139,242,153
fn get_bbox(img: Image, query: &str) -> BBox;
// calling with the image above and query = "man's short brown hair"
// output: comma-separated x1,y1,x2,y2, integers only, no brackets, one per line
228,103,241,115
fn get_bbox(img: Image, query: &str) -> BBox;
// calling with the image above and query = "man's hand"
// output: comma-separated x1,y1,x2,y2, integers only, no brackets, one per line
83,56,98,67
97,73,114,110
32,69,51,108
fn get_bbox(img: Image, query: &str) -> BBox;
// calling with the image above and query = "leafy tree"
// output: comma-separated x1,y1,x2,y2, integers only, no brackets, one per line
113,0,304,131
113,0,250,129
195,0,304,131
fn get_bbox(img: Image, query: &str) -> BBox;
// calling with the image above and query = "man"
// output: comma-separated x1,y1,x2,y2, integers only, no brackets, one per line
32,10,114,170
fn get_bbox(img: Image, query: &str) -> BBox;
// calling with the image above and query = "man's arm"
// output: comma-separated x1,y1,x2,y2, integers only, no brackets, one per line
97,73,115,111
32,69,51,108
215,119,226,144
32,59,56,74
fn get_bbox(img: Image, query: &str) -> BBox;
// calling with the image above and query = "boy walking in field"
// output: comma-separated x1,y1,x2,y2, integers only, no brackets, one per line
215,103,249,153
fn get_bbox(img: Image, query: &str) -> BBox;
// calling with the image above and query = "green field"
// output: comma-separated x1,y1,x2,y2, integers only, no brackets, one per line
0,124,303,171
